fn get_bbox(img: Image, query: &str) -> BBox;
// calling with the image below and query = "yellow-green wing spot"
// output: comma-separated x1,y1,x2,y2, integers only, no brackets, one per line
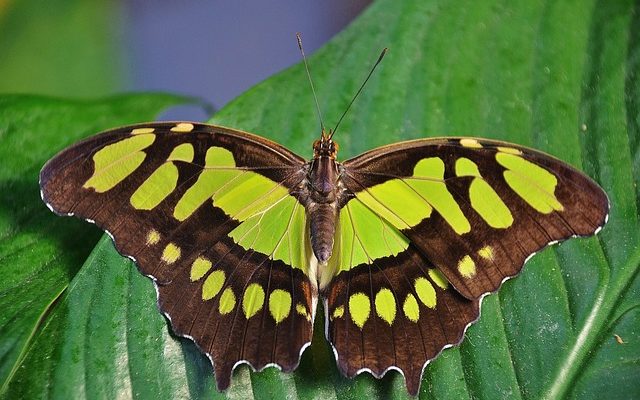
357,157,470,235
457,255,477,278
374,288,396,325
332,305,345,320
130,163,178,210
460,138,483,148
84,133,156,192
335,199,409,271
428,268,449,290
497,146,522,155
455,157,513,228
268,289,292,323
146,229,161,245
161,243,181,264
402,294,420,322
191,256,213,281
170,122,195,133
219,288,236,315
477,245,494,261
168,143,196,162
348,292,371,329
414,277,436,309
131,127,155,135
496,152,564,213
202,270,225,300
242,283,265,319
296,303,311,321
130,143,195,210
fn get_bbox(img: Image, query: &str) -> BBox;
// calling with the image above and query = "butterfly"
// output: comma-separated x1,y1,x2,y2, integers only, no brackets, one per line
39,38,609,397
39,119,609,395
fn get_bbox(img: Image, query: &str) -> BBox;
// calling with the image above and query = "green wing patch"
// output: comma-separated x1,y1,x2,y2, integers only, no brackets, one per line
229,194,308,270
335,198,409,270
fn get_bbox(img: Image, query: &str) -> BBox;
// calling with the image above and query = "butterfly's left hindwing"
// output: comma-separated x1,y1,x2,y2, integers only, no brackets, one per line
325,245,479,395
40,122,316,390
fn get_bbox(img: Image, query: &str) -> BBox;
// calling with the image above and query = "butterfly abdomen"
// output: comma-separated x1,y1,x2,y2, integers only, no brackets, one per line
308,202,338,263
303,155,342,265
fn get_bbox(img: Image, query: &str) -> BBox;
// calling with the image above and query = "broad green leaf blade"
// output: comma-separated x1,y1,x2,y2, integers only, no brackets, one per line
2,0,639,398
0,94,195,394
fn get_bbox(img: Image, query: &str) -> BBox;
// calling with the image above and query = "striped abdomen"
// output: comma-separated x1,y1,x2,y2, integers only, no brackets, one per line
308,202,338,263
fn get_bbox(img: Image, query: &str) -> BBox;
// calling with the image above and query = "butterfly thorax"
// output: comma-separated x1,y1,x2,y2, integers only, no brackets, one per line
309,136,338,200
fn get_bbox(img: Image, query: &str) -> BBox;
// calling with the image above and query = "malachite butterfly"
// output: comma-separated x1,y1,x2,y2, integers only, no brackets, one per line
39,54,608,396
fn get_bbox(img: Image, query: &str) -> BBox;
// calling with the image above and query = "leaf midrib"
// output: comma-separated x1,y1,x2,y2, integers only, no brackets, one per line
543,242,640,399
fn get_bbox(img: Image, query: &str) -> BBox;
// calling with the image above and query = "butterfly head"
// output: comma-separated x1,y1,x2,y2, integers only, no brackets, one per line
313,129,339,159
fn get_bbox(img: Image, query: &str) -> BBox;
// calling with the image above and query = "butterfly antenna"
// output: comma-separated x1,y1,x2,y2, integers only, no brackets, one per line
297,33,326,136
330,47,387,140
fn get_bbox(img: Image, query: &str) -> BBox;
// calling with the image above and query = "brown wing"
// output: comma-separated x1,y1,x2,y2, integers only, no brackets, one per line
40,122,315,390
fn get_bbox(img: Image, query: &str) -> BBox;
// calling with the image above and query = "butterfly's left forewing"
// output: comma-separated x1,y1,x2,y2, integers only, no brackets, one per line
40,122,316,390
341,137,609,299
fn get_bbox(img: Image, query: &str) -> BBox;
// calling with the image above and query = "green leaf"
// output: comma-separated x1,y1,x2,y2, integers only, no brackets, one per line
0,94,197,396
3,0,640,398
